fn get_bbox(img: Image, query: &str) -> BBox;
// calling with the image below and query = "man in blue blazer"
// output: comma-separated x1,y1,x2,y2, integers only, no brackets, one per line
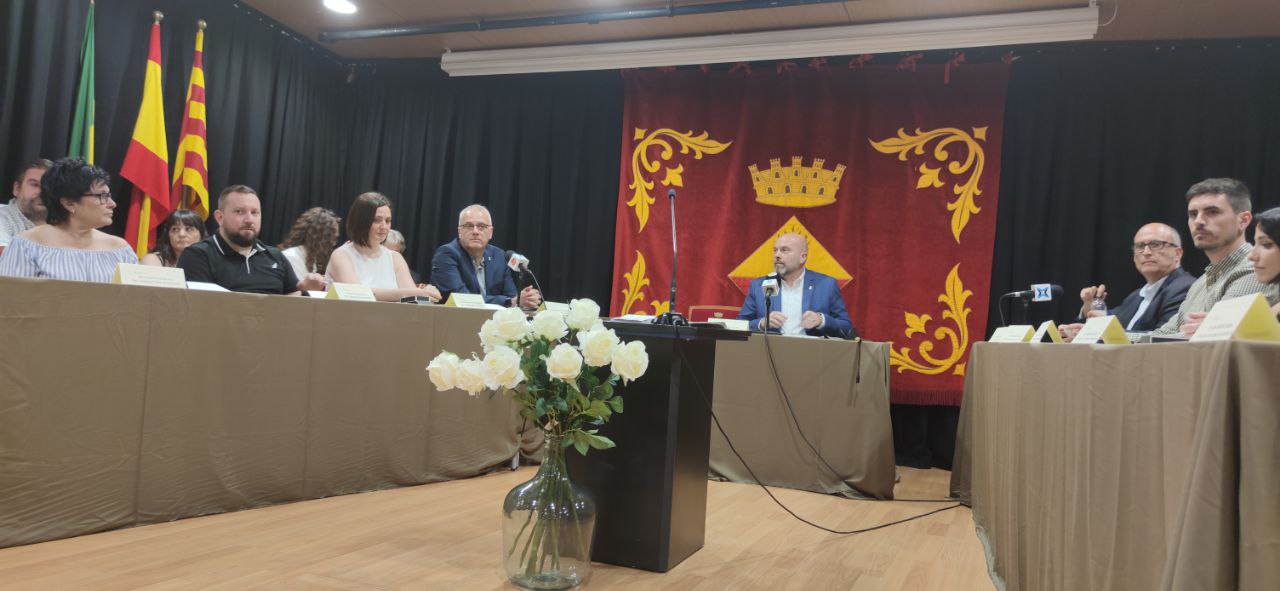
737,233,855,339
1067,223,1196,334
430,204,542,308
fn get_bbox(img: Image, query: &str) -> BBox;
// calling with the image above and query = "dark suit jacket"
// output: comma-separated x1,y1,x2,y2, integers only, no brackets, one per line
736,269,855,339
429,239,517,306
1090,267,1196,332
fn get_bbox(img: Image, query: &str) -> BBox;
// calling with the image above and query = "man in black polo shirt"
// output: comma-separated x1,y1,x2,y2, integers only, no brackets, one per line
179,185,325,295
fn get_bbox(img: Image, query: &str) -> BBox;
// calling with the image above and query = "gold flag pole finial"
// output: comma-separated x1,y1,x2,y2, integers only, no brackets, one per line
153,11,163,23
197,19,207,30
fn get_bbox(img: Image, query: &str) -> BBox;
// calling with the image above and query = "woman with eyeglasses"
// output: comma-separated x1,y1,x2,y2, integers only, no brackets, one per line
1245,207,1280,318
141,209,207,268
0,158,137,282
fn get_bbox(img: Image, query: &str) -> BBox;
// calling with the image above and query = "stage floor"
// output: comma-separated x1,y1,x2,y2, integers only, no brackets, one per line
0,467,992,590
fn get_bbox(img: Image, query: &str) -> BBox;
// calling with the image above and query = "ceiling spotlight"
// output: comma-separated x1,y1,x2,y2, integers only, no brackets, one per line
323,0,358,15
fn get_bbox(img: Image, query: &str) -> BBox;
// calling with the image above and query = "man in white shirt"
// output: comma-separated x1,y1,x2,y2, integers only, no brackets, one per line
0,159,52,256
737,233,854,338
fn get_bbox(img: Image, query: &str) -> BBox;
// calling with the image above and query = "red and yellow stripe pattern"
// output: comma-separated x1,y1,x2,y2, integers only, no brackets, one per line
123,18,171,258
172,24,209,220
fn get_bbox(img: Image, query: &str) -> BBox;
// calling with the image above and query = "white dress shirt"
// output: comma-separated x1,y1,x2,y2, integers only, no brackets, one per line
780,270,805,336
1127,275,1168,331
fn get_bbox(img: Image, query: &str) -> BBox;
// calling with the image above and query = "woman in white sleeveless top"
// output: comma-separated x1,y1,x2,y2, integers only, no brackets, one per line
326,192,442,302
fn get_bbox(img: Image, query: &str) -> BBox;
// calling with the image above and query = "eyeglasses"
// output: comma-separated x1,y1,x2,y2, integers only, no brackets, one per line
459,223,492,232
83,191,114,204
1132,240,1176,253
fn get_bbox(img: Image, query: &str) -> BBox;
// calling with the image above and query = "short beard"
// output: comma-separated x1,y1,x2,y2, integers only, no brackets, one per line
225,228,258,248
17,201,46,223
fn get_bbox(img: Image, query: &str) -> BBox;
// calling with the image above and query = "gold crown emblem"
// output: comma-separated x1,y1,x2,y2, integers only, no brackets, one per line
749,157,844,208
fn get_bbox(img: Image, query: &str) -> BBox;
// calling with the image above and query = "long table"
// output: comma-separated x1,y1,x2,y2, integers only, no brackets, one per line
0,277,897,549
0,277,524,549
709,335,896,499
950,341,1280,590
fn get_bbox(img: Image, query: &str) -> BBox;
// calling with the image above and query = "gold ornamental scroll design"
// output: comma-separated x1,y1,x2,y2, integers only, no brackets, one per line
889,264,972,376
869,126,988,243
627,128,731,232
619,250,671,316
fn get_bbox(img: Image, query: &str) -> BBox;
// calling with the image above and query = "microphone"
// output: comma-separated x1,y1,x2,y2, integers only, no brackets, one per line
505,250,543,302
505,250,529,273
762,273,780,297
1005,283,1063,302
653,188,687,325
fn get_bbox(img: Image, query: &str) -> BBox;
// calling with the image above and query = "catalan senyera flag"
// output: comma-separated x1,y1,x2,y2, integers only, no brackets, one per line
172,22,209,220
68,0,95,163
122,17,171,258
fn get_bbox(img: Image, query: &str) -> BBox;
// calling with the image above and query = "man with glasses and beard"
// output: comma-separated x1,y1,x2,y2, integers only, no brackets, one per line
178,185,325,295
430,204,542,309
1060,223,1196,340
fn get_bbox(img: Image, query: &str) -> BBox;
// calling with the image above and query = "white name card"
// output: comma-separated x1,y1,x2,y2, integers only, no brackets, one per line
989,325,1035,343
1032,319,1064,343
112,263,186,289
324,282,376,302
541,301,571,313
1071,315,1129,345
445,292,489,309
1190,293,1280,342
706,318,750,331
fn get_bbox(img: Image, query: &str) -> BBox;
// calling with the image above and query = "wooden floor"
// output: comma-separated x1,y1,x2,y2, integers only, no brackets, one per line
0,467,993,590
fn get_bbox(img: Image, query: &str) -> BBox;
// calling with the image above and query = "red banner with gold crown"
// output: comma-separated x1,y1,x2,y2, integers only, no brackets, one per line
609,61,1010,405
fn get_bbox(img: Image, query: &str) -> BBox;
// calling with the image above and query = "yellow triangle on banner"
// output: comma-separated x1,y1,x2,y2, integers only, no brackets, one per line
727,216,852,294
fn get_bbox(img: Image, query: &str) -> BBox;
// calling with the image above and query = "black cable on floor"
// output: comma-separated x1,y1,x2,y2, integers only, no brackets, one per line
759,331,955,503
677,346,962,535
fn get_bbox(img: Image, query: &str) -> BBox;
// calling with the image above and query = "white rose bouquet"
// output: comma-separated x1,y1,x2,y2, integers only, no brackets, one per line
427,298,649,454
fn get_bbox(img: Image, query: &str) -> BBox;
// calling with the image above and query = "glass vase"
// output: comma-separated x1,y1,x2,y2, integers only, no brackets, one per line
502,431,596,590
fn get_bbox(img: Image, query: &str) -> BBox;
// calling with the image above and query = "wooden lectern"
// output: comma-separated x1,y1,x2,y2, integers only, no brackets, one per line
566,322,747,572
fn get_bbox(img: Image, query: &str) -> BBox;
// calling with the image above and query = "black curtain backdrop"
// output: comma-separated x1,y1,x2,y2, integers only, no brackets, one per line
0,0,623,304
5,2,1280,472
989,41,1280,333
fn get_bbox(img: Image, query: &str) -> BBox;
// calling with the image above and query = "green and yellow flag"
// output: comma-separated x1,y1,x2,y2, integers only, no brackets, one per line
68,0,95,163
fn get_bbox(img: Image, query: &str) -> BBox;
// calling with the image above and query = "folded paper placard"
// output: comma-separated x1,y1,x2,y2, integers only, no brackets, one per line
989,325,1035,343
112,263,186,289
1071,315,1128,344
540,301,571,313
706,318,750,331
1032,319,1064,343
324,282,376,301
445,292,488,308
1189,293,1280,342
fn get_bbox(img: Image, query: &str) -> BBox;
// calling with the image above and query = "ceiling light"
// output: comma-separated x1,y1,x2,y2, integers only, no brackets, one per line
323,0,358,15
441,6,1098,77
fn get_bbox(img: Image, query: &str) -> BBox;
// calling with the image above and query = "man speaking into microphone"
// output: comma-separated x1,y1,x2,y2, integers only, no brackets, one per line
736,233,854,338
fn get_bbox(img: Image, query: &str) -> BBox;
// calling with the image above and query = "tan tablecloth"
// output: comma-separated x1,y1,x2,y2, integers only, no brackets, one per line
951,341,1280,591
709,335,896,499
0,277,523,548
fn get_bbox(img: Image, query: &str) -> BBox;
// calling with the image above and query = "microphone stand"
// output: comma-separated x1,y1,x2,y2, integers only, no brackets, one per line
653,188,688,326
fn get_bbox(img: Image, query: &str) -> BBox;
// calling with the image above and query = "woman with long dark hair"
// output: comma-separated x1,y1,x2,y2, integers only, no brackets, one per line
279,207,341,278
1246,207,1280,317
141,209,206,267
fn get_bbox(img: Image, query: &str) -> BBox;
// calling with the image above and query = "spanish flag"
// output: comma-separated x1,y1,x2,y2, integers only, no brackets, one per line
123,14,171,258
172,20,209,220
